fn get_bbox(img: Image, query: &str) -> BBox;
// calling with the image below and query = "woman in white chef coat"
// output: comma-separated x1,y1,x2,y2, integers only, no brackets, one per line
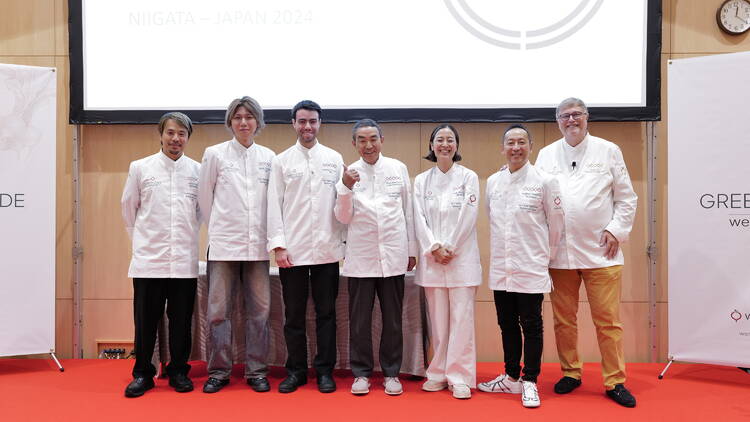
413,124,481,400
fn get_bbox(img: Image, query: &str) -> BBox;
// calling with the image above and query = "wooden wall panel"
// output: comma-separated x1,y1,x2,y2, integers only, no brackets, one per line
475,300,502,362
81,299,133,358
55,299,73,357
663,0,672,55
54,0,67,56
672,0,750,54
0,0,55,56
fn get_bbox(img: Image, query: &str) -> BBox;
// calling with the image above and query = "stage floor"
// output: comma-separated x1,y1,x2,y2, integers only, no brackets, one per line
1,360,748,421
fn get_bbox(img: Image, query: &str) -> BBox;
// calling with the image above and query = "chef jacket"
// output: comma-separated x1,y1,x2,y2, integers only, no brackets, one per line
267,140,345,266
198,139,276,261
122,151,201,278
535,134,637,269
334,155,417,278
413,164,482,288
486,161,564,293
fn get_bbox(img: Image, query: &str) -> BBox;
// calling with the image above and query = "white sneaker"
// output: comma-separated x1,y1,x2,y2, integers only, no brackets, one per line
521,380,541,408
450,384,471,399
421,379,448,392
478,374,522,394
351,377,370,395
383,377,403,395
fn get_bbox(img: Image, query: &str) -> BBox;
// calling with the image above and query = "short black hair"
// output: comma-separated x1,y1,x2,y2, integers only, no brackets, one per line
502,123,532,144
291,100,322,121
424,124,462,162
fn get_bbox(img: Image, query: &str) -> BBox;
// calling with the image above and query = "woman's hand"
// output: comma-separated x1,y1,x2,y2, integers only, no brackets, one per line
431,246,454,265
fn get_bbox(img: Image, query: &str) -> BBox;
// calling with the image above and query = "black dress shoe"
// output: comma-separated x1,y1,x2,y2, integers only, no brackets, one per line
554,376,582,394
317,374,336,393
606,384,636,408
202,377,230,393
278,374,307,393
247,377,270,392
125,376,155,398
169,373,194,393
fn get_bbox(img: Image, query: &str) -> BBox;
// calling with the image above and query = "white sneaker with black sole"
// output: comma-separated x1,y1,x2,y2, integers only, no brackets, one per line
521,380,541,408
478,374,522,394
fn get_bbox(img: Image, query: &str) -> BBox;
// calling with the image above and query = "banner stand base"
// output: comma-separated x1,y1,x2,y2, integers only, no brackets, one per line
50,351,64,372
658,358,674,379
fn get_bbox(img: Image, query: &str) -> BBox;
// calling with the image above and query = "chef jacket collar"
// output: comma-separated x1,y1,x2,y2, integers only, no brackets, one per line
158,149,184,165
509,160,531,182
295,139,319,157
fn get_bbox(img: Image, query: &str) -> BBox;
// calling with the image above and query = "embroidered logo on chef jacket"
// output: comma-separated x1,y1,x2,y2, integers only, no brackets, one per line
258,161,271,173
220,161,239,173
451,185,466,208
384,176,403,198
584,162,605,173
385,176,403,187
185,176,199,190
142,176,161,190
285,168,303,180
321,162,338,174
519,184,542,212
521,185,543,199
424,190,436,201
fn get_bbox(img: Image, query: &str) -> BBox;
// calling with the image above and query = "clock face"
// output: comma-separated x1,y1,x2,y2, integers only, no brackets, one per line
718,0,750,34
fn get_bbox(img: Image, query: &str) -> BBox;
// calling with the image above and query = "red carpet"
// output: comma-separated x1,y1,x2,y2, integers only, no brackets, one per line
0,360,748,421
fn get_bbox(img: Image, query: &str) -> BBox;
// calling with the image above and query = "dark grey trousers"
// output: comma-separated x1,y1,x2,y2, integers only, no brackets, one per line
348,275,405,377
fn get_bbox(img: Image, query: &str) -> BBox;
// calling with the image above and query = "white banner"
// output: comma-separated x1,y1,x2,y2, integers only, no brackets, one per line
668,52,750,367
0,63,57,357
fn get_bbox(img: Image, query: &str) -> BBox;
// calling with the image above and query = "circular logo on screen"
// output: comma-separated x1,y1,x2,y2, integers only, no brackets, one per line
444,0,604,50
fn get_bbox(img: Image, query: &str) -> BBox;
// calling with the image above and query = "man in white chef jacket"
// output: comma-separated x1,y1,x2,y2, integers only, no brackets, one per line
198,96,276,394
121,112,200,398
267,100,345,394
334,119,417,396
535,97,638,408
479,124,563,408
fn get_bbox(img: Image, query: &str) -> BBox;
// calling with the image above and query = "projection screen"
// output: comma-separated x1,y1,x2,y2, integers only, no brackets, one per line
69,0,661,123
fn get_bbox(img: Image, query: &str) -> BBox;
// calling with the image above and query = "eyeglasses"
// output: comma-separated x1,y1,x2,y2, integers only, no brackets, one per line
556,111,588,121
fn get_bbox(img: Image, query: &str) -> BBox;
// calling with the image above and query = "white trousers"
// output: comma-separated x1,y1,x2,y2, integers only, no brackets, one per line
424,286,477,388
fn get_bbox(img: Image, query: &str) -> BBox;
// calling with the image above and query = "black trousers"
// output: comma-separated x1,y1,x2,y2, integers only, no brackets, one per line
493,290,544,383
132,277,197,378
279,262,339,377
348,275,405,377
